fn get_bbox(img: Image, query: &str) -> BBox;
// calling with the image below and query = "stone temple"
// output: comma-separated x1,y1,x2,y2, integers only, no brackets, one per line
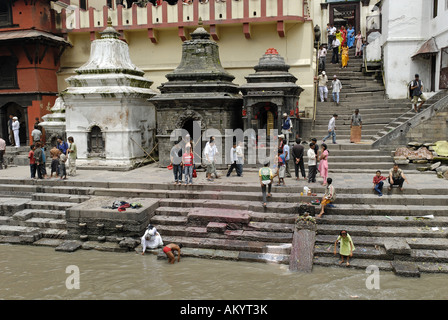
240,48,303,140
61,19,157,169
151,22,243,167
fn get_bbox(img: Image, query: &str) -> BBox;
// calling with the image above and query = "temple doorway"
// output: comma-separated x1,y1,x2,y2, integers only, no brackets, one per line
0,102,27,146
254,102,278,138
329,2,360,33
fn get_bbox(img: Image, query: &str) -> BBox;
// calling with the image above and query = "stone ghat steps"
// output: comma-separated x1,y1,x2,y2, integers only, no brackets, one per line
155,225,293,244
2,182,448,202
316,100,409,108
312,255,448,273
316,223,448,240
313,115,409,126
152,207,297,227
1,180,448,198
302,155,392,163
156,235,292,264
318,214,448,226
315,108,409,117
312,127,392,136
314,234,448,270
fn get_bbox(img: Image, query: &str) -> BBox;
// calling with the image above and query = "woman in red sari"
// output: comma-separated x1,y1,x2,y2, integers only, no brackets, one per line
340,25,347,47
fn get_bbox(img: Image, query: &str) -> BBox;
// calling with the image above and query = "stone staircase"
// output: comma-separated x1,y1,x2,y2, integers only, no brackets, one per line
310,48,415,173
1,174,447,275
0,183,90,246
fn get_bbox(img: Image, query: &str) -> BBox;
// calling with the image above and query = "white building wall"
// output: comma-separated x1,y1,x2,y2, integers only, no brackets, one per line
380,0,448,99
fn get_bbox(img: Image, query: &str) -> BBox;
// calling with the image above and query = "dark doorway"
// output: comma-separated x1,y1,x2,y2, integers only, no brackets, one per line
182,119,194,138
254,102,278,138
1,102,27,146
329,2,360,33
88,126,105,157
431,55,437,92
440,47,448,89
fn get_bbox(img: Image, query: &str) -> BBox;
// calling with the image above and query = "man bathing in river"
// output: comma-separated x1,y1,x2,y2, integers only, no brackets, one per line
163,243,183,264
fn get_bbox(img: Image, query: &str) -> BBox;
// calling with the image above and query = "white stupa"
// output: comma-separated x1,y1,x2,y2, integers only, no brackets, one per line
61,18,157,169
39,96,67,145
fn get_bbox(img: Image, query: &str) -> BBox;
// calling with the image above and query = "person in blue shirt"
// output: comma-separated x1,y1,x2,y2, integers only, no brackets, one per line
57,137,69,155
282,141,291,178
276,148,286,186
281,113,292,145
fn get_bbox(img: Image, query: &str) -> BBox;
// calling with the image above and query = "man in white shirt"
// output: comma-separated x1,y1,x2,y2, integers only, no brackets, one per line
235,141,244,176
316,71,328,102
307,143,317,183
331,37,341,64
323,114,338,144
226,142,242,177
12,117,20,147
332,75,342,106
318,45,327,72
204,138,218,181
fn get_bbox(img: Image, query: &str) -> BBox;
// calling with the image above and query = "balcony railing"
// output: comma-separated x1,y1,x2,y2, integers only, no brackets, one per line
55,0,308,39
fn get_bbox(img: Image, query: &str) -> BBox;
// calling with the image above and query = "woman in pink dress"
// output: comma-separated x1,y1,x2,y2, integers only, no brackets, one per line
319,143,329,185
355,31,363,57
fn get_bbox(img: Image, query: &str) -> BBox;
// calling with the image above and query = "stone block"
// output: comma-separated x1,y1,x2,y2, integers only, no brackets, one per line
65,196,159,238
384,239,411,255
119,237,139,249
12,210,34,221
187,208,251,226
391,261,420,277
206,222,227,233
55,240,83,252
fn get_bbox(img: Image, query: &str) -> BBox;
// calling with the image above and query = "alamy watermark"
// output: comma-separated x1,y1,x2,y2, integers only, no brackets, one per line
169,121,283,166
365,265,380,290
66,265,80,290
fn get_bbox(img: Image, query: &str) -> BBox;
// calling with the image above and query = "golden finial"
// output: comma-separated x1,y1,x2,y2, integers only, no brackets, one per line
198,17,203,26
107,16,112,27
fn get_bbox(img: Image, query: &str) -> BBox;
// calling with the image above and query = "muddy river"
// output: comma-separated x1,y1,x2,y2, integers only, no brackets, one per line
1,244,448,300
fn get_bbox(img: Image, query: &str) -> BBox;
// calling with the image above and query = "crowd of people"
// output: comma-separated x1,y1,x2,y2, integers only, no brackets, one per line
27,136,77,180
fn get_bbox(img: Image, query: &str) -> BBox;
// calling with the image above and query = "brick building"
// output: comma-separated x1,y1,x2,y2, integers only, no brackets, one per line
0,0,70,146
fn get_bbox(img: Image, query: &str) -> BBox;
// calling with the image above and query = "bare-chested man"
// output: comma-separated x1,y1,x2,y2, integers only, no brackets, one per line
162,243,183,264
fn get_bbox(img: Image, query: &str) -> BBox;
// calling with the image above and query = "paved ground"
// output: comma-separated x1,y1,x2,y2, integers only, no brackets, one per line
0,162,446,192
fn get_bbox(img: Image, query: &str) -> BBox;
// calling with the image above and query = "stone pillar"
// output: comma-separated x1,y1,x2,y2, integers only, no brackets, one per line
289,214,317,273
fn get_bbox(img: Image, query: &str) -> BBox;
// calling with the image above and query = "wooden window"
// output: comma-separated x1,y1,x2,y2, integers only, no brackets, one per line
433,0,438,18
0,56,18,89
0,1,12,27
79,0,87,10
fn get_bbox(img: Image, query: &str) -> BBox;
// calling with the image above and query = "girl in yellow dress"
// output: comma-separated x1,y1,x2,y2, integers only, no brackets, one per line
341,45,349,68
334,230,355,266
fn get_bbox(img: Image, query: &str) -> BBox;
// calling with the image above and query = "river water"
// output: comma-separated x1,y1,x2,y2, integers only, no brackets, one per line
1,244,448,300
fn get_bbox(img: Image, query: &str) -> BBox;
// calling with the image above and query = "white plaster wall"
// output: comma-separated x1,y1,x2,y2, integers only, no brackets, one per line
380,0,448,98
64,96,156,166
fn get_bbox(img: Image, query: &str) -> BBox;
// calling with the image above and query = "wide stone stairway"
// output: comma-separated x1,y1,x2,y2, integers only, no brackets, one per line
0,176,448,276
312,47,413,173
